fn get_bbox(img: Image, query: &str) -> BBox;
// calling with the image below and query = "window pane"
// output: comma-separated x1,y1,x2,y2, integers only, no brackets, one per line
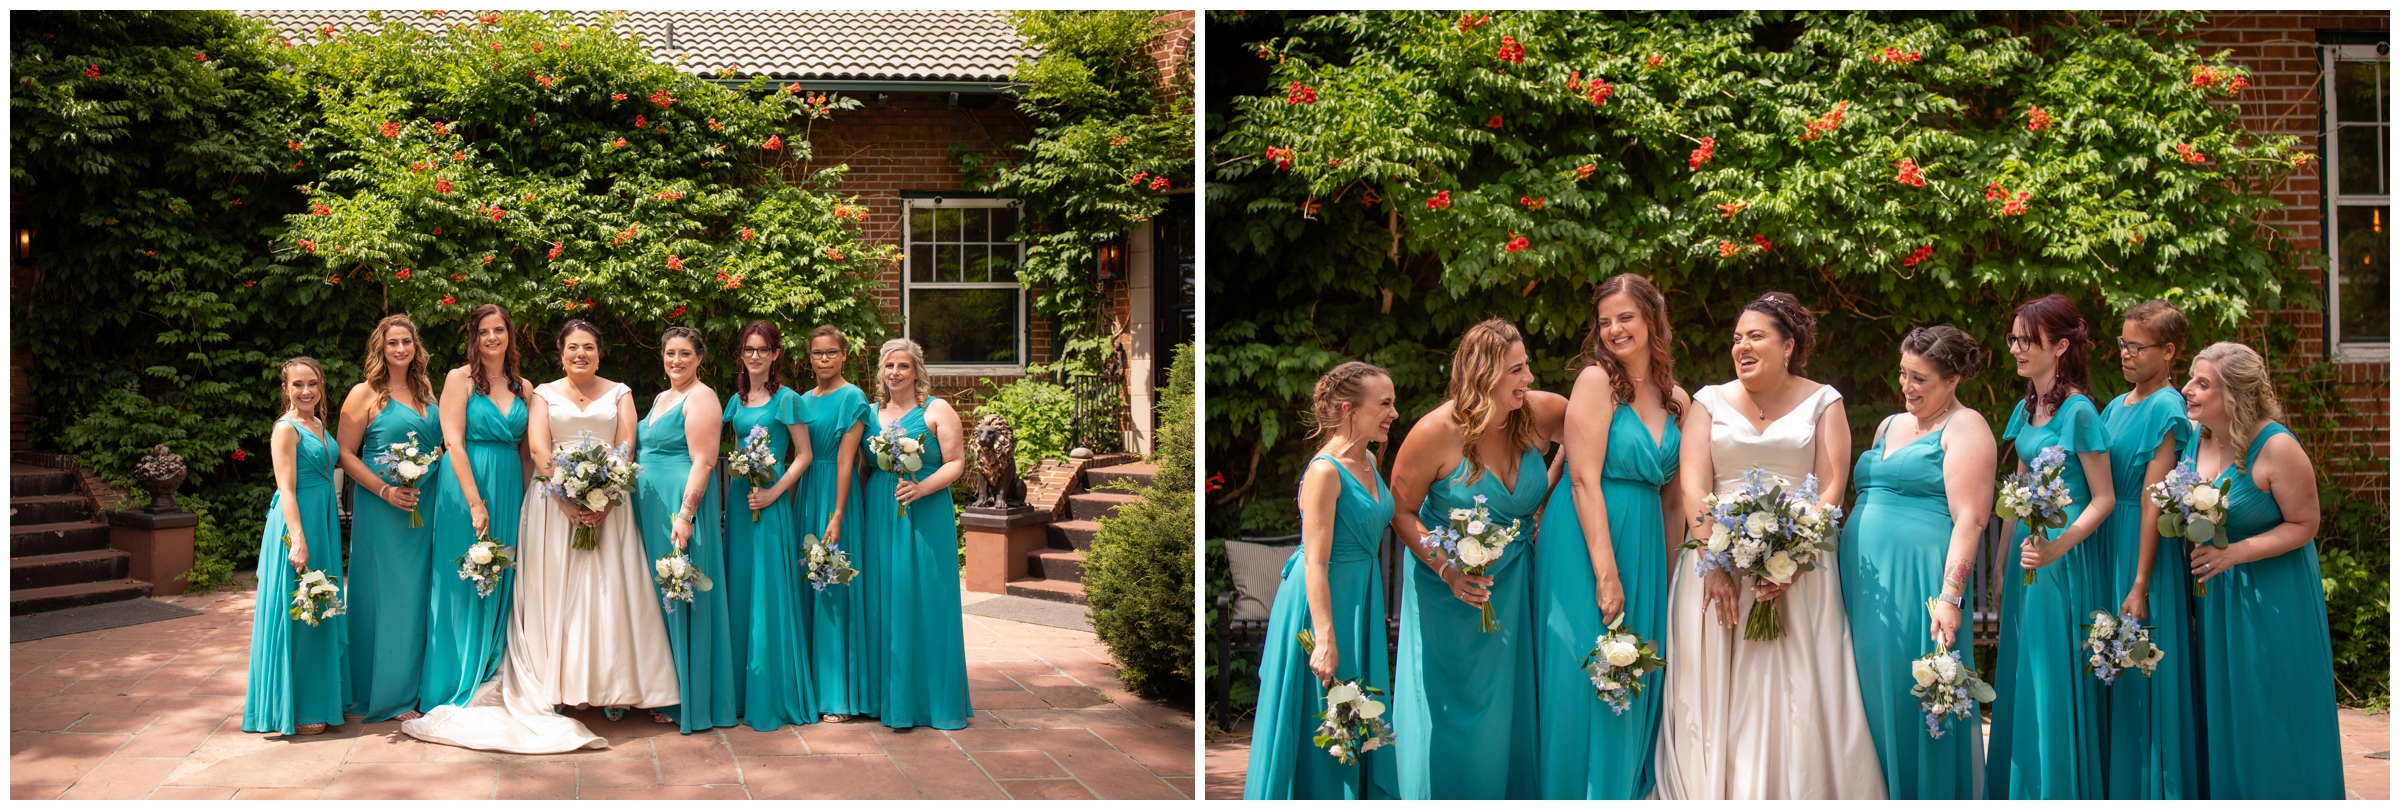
2339,124,2389,196
988,244,1020,284
934,208,961,243
963,207,989,243
935,244,959,282
991,207,1019,241
910,288,1019,365
910,208,934,245
2336,60,2388,124
962,244,989,282
2339,205,2390,342
910,245,934,283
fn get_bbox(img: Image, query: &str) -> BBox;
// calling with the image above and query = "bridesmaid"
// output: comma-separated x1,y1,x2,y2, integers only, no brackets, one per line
2100,300,2198,798
1841,325,1994,799
1986,294,2114,799
1243,361,1402,800
864,339,974,729
1533,275,1686,799
638,326,735,733
724,321,817,731
798,325,876,722
420,304,530,710
241,357,350,735
336,314,442,723
1387,319,1564,800
2182,343,2344,798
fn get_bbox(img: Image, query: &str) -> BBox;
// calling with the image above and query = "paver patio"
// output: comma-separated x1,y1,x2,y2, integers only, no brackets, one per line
11,583,1193,800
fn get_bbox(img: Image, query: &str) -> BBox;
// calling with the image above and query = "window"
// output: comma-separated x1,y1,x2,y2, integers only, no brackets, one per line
903,198,1027,371
2325,43,2389,361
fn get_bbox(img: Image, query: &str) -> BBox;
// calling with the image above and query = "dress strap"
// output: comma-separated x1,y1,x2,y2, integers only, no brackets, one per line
2243,421,2290,470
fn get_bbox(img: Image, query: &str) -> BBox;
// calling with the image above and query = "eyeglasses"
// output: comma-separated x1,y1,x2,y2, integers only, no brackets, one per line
2004,333,2042,351
739,347,777,357
2116,338,2163,355
806,349,844,358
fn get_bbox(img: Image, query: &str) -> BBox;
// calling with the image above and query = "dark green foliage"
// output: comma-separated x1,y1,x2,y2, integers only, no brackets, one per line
1086,343,1195,701
974,377,1074,472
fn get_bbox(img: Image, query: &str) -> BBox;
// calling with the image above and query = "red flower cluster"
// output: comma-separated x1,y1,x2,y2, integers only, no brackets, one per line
824,247,845,260
651,89,676,109
1893,158,1925,187
2177,142,2206,164
379,121,402,138
1426,190,1453,210
1302,196,1322,218
1149,175,1171,191
451,273,464,281
476,11,499,25
1504,233,1530,253
432,227,442,235
548,241,563,259
435,121,452,136
721,273,743,290
1752,233,1772,250
1457,12,1489,32
786,82,804,95
1587,78,1614,105
84,64,99,79
2191,66,2220,88
311,203,331,216
1287,82,1317,105
1871,47,1921,64
482,255,494,264
435,177,452,194
613,223,640,244
1520,195,1545,210
1496,36,1525,64
487,41,502,53
193,52,208,62
654,190,682,201
667,255,684,271
1688,136,1716,170
611,92,628,102
1265,146,1293,170
1645,53,1665,69
1359,188,1381,207
232,449,247,462
396,268,412,280
1802,100,1848,141
288,139,302,150
1567,70,1582,91
562,277,577,287
1130,170,1149,186
297,238,315,254
740,228,756,241
709,118,723,131
1206,472,1225,493
1718,240,1739,258
1486,115,1504,129
321,25,336,37
535,75,554,88
669,306,686,319
532,43,544,53
2228,75,2249,93
2027,106,2053,132
1988,183,2031,216
437,294,455,306
634,114,646,129
1717,200,1747,218
763,134,784,151
487,205,505,222
1572,163,1595,181
1902,243,1933,267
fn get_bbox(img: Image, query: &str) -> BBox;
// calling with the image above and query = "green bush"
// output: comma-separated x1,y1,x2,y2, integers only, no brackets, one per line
975,377,1074,472
2319,495,2390,712
1086,342,1195,701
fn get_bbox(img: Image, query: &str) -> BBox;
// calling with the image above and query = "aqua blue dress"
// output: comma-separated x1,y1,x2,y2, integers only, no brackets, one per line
1533,406,1677,799
799,383,875,718
1842,418,1982,799
2186,422,2344,798
1986,393,2110,799
2100,389,2198,799
638,397,737,733
866,397,972,729
1243,454,1399,800
419,390,525,709
346,399,441,722
1392,445,1545,799
725,387,815,731
242,418,350,734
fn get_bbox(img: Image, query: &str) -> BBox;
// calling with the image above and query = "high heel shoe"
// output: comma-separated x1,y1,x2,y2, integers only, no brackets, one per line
604,707,626,721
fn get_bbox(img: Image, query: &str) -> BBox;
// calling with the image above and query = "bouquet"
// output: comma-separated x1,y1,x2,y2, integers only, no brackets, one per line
1295,629,1393,766
452,534,516,598
1996,445,2074,585
1911,643,1996,739
2147,459,2229,596
371,430,443,527
653,551,715,613
283,533,346,627
726,424,780,522
1422,494,1521,633
867,422,925,517
1581,613,1667,715
2083,610,2164,685
541,430,641,550
1682,467,1843,640
801,533,858,591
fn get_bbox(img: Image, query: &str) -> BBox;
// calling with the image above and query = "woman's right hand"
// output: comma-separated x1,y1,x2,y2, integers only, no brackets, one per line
1308,631,1341,686
1593,566,1626,626
1441,564,1493,608
380,484,420,512
286,534,309,571
821,519,842,547
469,500,490,537
1703,569,1739,629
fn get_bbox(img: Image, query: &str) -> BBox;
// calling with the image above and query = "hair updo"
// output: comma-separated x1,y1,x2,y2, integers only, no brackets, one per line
661,325,705,358
557,319,604,359
2123,299,2189,358
1306,360,1391,441
1901,324,1984,381
2192,342,2284,473
1741,291,1816,375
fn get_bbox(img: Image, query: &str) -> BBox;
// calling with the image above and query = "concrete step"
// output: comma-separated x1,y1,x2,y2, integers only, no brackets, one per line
10,579,154,616
1083,462,1155,492
12,548,132,590
11,494,93,526
10,520,113,556
1026,548,1086,583
1046,519,1101,552
1067,491,1143,523
1005,577,1087,606
10,465,76,498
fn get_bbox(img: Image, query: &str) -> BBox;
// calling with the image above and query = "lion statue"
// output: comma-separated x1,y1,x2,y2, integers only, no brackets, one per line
972,414,1028,510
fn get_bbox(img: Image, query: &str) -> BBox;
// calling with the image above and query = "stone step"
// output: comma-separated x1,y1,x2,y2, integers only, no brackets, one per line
1026,548,1086,583
1083,462,1156,492
10,464,77,498
1067,491,1143,523
10,579,154,616
11,494,93,526
12,548,133,590
1046,519,1100,552
1005,577,1087,606
10,520,113,556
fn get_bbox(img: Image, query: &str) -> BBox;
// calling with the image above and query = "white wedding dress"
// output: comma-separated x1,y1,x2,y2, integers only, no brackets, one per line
1652,383,1886,799
403,382,680,753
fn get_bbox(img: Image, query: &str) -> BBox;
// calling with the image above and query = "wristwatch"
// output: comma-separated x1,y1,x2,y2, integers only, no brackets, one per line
1932,593,1965,608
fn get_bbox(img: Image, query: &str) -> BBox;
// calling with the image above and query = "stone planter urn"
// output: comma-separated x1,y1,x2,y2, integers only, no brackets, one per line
131,444,187,513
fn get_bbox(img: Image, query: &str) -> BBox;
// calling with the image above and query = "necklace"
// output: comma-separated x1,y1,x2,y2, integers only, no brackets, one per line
1748,378,1796,422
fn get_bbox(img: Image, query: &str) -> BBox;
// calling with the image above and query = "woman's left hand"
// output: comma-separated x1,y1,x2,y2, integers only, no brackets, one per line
584,503,611,528
2189,542,2244,586
747,487,778,512
2019,529,2063,572
894,480,920,504
671,514,692,551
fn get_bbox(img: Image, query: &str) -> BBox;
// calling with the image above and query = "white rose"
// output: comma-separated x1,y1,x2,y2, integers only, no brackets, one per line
583,491,608,511
1910,658,1939,687
1707,521,1733,552
2089,654,2105,670
397,461,426,479
1465,519,1488,537
656,558,673,577
671,557,690,576
1325,681,1360,705
2053,492,2073,508
467,545,493,565
2092,613,2118,636
2187,485,2221,512
898,438,922,454
1932,655,1960,682
1456,538,1493,568
1744,511,1778,538
1602,638,1640,668
1762,551,1798,584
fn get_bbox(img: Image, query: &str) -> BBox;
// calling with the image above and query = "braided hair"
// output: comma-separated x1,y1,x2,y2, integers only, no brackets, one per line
1741,291,1817,375
1305,360,1391,442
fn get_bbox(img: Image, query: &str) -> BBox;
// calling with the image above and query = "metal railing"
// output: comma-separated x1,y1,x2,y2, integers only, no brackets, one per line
1065,373,1120,453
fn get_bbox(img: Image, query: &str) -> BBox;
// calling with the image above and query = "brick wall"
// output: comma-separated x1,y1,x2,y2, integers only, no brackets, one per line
2187,12,2392,492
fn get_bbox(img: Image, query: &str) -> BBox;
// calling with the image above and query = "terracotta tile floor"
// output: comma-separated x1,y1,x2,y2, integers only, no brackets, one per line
11,586,1194,800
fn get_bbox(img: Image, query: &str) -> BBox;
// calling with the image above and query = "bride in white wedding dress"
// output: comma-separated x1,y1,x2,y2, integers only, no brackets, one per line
404,321,679,753
1653,295,1885,799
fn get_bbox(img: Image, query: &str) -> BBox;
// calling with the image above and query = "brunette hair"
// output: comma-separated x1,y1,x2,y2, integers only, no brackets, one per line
557,319,604,362
463,304,524,397
1901,324,1984,381
2192,342,2285,473
733,321,784,395
362,313,434,412
2123,299,2190,361
1579,273,1683,419
278,356,327,420
2012,294,2092,415
875,338,928,405
1447,318,1539,485
1305,360,1391,442
1741,291,1817,375
661,326,705,358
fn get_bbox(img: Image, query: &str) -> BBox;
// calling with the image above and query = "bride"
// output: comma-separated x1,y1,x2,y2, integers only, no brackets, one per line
1653,292,1885,799
404,320,680,752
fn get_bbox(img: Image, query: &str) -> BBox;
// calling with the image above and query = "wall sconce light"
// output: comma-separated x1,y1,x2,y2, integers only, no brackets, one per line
1096,242,1123,280
16,229,29,259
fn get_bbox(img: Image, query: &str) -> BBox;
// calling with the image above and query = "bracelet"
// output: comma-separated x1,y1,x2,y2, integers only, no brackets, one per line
1932,593,1964,608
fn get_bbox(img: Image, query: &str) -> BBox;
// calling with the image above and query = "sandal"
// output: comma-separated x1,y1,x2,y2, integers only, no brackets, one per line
296,723,328,736
394,710,424,721
604,707,626,722
649,710,675,724
822,714,851,724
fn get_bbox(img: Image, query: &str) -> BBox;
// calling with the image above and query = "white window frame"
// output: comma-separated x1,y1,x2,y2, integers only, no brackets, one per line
2325,43,2390,363
901,196,1028,377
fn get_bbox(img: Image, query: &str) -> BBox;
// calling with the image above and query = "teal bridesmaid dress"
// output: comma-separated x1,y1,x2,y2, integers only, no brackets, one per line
2100,389,2198,798
1841,417,1982,799
1985,393,2110,799
346,399,441,722
1533,405,1677,799
638,397,738,733
799,382,876,718
2186,422,2344,798
242,419,350,733
725,387,815,731
866,397,973,729
1392,445,1545,799
1242,454,1400,800
419,390,525,709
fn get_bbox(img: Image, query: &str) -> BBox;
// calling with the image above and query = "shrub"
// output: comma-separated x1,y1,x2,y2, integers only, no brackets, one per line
1086,342,1194,700
975,377,1074,472
2319,495,2390,711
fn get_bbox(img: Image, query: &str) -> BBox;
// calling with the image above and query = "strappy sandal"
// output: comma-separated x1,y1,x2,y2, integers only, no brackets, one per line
394,710,424,721
296,723,328,736
649,710,675,724
822,713,851,724
603,707,627,721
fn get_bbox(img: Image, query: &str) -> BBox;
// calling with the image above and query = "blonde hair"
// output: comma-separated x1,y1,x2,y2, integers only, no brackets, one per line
278,356,326,421
1447,319,1538,484
362,314,434,413
1305,360,1390,442
875,338,929,405
2192,342,2283,473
